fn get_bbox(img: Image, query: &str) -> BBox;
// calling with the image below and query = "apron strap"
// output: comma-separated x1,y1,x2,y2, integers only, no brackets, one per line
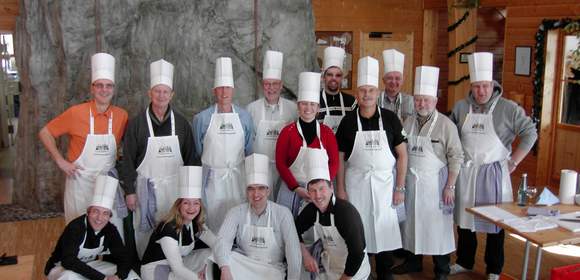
412,112,439,138
89,109,94,135
296,120,325,150
146,107,176,137
261,99,283,121
356,106,383,132
380,92,401,118
246,202,272,228
322,90,346,117
468,97,500,114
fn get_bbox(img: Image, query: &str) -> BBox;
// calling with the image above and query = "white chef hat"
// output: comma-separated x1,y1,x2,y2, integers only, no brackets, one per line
305,149,330,185
150,59,174,89
245,153,270,187
413,66,440,97
297,72,321,103
357,56,379,88
468,52,493,83
178,166,203,199
91,53,115,83
382,49,405,74
263,50,283,80
322,46,345,71
90,175,118,211
214,57,235,89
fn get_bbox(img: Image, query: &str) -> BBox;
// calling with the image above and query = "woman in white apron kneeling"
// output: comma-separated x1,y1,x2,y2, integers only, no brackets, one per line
140,166,216,280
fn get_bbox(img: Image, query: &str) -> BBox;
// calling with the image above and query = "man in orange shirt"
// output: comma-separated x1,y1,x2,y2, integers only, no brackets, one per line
39,53,128,225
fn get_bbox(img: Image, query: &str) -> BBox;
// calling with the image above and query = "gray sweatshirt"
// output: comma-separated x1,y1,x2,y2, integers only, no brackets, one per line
450,81,538,153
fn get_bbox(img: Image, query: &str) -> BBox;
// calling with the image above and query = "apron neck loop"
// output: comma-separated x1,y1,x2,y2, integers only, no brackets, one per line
296,119,324,149
411,111,438,139
247,202,271,227
89,108,113,135
322,89,345,116
214,104,237,114
146,107,175,137
356,106,383,132
469,97,499,115
262,99,283,120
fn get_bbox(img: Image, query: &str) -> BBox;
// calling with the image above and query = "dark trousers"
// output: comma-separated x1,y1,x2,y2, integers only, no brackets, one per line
374,251,395,279
405,253,451,276
456,227,505,274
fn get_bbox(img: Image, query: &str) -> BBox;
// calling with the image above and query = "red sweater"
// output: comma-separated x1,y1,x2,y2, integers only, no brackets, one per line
275,122,339,190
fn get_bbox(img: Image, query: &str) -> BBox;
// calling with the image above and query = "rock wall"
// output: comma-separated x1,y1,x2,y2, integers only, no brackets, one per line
14,0,317,211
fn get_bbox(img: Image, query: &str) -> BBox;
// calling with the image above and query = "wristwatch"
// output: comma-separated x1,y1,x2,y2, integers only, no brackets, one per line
445,185,456,191
395,186,406,193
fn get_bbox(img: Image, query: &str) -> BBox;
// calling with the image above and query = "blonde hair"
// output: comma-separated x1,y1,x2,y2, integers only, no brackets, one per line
160,198,206,234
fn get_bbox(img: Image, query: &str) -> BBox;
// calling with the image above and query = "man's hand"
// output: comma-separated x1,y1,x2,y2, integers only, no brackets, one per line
442,188,454,205
335,188,348,200
303,252,319,273
393,190,404,205
339,274,353,280
294,187,311,202
56,158,82,177
125,194,137,211
220,266,233,280
104,276,120,280
197,264,206,280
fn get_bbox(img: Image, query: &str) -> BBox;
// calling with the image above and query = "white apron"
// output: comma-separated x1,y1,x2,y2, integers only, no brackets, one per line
403,113,455,255
313,199,371,280
202,105,246,232
64,109,117,223
345,108,401,253
277,121,328,217
224,203,286,280
141,224,210,280
48,219,141,280
455,99,512,231
134,108,183,258
253,102,287,200
321,90,345,133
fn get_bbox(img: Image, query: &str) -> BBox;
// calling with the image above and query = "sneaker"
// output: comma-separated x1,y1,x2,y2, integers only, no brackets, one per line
449,263,471,275
487,273,500,280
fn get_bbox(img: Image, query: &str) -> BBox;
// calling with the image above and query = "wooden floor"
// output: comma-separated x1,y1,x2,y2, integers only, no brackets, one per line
0,216,579,279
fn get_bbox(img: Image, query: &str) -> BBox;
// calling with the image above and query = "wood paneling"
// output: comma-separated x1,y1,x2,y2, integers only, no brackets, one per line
0,0,18,32
312,0,425,94
552,126,580,179
0,218,65,280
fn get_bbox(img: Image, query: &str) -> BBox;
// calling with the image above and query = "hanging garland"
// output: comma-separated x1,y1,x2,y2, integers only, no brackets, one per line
448,11,470,32
532,18,579,128
448,74,470,86
447,9,478,87
448,35,478,58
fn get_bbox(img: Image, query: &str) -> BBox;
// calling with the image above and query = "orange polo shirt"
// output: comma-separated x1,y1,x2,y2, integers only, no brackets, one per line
46,100,128,162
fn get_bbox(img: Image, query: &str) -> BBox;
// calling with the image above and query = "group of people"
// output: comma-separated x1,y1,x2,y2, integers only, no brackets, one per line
41,45,537,280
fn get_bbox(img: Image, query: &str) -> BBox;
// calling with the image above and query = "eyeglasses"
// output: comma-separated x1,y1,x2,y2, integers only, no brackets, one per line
92,83,115,90
263,81,282,89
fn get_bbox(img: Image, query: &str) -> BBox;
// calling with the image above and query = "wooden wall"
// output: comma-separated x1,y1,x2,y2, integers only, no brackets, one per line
311,0,425,94
0,0,18,32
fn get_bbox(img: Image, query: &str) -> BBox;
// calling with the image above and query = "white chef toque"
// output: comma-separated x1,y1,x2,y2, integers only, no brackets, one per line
178,166,203,199
468,52,493,83
91,175,118,211
322,46,345,72
263,50,283,80
91,53,115,83
297,72,321,103
150,59,174,89
357,56,379,88
214,57,235,89
245,153,270,187
305,149,331,184
382,49,405,74
413,66,440,97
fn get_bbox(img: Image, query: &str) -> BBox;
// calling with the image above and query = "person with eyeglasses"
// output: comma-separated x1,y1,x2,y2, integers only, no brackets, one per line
246,50,297,201
39,53,129,226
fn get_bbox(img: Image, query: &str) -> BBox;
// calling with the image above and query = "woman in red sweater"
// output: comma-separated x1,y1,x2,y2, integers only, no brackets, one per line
275,72,339,216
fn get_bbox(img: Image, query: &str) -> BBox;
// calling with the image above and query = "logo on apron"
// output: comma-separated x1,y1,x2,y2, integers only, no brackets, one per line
409,145,424,157
219,122,235,134
250,236,267,248
265,128,280,139
157,145,174,157
322,232,337,246
364,138,381,150
94,144,110,155
471,123,485,133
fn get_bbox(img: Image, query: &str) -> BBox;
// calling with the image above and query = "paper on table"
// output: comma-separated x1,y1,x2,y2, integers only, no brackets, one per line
536,187,560,206
551,211,580,232
503,216,558,232
470,205,519,222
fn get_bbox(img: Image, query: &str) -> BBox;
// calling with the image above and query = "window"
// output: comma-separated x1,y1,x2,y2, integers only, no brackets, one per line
559,35,580,125
1,33,17,77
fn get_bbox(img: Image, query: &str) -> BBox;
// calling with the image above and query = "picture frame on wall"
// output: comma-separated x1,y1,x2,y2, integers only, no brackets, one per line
459,52,470,64
315,31,353,90
515,46,532,76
